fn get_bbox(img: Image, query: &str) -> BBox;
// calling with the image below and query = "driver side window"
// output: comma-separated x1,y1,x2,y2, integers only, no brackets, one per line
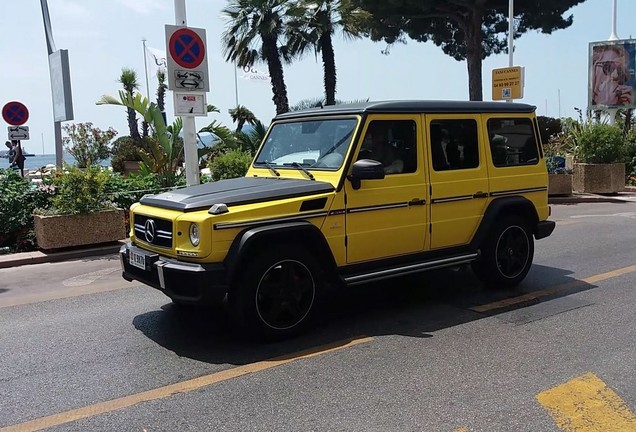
358,120,417,174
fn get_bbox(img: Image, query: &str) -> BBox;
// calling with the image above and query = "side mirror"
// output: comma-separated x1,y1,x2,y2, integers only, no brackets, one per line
347,159,385,190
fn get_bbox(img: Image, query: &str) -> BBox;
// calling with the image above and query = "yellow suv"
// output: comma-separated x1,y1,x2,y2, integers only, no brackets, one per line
120,101,555,339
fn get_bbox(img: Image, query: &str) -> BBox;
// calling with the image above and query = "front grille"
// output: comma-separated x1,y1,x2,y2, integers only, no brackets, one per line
133,214,173,248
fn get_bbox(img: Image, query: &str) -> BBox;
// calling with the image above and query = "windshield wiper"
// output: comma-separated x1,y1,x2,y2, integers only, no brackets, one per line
287,162,315,180
254,161,280,177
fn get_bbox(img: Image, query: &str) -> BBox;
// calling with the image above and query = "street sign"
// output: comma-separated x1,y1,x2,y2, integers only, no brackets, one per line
175,70,205,89
2,101,29,126
8,126,29,140
169,28,205,69
165,25,209,92
174,92,207,116
492,66,525,101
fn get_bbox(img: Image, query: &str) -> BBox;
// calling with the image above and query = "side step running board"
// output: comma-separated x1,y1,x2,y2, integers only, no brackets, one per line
343,252,480,286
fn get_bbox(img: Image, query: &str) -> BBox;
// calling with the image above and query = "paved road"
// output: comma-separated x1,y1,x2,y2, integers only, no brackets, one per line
1,202,636,431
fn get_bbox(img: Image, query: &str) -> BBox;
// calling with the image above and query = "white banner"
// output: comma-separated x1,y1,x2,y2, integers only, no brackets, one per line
239,66,270,83
146,46,167,78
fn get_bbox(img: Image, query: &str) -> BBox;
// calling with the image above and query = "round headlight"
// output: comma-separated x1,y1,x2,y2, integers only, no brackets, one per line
189,223,200,246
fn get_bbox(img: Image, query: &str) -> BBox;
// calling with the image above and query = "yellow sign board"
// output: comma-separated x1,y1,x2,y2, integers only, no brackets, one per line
492,66,524,100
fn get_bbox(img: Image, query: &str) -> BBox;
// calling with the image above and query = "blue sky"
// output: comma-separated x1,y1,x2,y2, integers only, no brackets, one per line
1,0,635,155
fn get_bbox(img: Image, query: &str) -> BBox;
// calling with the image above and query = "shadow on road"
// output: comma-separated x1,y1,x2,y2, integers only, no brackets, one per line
133,263,597,366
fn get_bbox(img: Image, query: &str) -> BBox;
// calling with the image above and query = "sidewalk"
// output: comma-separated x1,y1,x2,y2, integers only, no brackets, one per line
0,240,127,270
1,189,636,270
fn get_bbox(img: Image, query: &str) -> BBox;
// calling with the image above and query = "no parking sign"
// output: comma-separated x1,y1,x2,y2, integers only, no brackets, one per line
165,25,209,93
2,101,29,126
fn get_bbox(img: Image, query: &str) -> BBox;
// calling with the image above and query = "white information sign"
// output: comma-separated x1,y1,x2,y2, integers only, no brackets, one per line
174,92,207,116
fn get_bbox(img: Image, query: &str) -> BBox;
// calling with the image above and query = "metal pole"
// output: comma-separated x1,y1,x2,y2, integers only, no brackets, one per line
609,0,619,41
507,0,514,103
40,0,64,169
608,0,619,124
142,38,150,100
175,0,200,186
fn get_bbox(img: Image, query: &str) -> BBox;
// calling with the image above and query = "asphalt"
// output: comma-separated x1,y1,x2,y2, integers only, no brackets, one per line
1,187,635,270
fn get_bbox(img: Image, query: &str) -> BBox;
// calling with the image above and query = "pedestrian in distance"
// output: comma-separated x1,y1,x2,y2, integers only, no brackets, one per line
5,141,16,168
10,140,25,177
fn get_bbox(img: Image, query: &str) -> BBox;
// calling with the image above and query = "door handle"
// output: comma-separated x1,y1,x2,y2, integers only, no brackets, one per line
409,198,426,206
473,192,488,199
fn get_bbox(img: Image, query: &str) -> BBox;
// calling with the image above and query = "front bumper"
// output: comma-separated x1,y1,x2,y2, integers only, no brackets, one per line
120,243,228,305
535,220,556,240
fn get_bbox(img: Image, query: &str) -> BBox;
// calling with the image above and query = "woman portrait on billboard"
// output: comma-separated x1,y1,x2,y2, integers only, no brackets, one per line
591,42,634,106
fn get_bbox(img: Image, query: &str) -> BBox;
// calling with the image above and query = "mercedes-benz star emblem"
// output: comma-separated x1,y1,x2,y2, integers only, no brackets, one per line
144,219,156,243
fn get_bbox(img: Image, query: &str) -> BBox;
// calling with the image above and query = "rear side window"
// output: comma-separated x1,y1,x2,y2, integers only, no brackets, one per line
487,118,539,167
429,119,479,171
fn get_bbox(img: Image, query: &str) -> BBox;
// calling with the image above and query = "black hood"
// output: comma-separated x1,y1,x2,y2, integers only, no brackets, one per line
140,177,335,212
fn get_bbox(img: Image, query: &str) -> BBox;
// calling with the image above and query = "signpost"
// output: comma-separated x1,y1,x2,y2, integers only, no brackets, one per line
166,1,209,187
2,101,29,126
491,66,524,101
8,126,30,141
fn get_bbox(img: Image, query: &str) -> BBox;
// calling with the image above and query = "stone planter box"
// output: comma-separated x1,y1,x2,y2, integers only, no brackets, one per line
34,209,126,250
573,163,625,194
548,173,573,196
123,160,141,177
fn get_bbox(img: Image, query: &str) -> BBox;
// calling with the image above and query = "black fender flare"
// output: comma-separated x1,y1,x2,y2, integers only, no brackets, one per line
470,196,539,249
224,221,338,284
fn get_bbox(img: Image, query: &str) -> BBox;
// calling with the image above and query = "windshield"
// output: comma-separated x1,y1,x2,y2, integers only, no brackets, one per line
254,118,358,171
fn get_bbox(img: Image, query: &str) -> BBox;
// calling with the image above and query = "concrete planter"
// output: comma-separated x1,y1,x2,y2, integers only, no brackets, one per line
34,209,126,251
548,173,573,196
123,160,141,177
573,163,625,194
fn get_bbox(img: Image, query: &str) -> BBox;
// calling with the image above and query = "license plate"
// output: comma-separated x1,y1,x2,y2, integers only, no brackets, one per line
129,250,146,270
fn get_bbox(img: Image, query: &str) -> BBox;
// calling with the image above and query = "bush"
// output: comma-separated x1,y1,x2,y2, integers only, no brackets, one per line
45,165,113,215
0,169,54,252
575,123,629,164
208,150,252,181
104,171,164,211
110,136,142,173
537,116,562,144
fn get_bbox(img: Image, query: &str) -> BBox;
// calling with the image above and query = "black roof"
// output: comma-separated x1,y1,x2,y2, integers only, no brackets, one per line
275,100,536,120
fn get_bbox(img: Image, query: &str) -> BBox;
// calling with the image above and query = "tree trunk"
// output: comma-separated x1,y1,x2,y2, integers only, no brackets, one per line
465,10,484,101
127,107,141,142
262,36,289,115
320,32,337,106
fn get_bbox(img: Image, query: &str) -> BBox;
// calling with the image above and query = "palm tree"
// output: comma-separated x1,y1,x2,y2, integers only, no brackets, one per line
118,68,142,142
222,0,300,115
229,105,257,132
286,0,368,106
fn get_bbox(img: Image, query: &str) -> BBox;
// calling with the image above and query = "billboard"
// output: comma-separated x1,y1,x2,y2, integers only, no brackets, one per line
48,49,74,122
589,39,636,110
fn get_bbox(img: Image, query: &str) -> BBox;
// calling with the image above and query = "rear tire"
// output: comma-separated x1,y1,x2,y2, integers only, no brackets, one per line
472,216,534,289
229,246,323,341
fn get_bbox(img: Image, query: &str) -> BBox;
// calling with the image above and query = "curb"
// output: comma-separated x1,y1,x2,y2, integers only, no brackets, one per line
548,195,630,204
0,240,127,269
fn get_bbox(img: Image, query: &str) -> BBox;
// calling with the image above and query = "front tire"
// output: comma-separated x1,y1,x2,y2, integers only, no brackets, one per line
472,216,534,288
230,246,322,341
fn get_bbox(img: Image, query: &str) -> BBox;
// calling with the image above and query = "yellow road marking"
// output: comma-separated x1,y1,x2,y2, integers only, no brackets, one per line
536,372,636,431
0,336,373,432
472,263,636,313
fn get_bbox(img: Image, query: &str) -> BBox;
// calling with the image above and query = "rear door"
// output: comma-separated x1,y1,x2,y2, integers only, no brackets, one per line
426,114,489,249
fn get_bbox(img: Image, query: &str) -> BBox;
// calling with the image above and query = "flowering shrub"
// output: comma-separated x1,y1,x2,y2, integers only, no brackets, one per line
62,122,118,168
